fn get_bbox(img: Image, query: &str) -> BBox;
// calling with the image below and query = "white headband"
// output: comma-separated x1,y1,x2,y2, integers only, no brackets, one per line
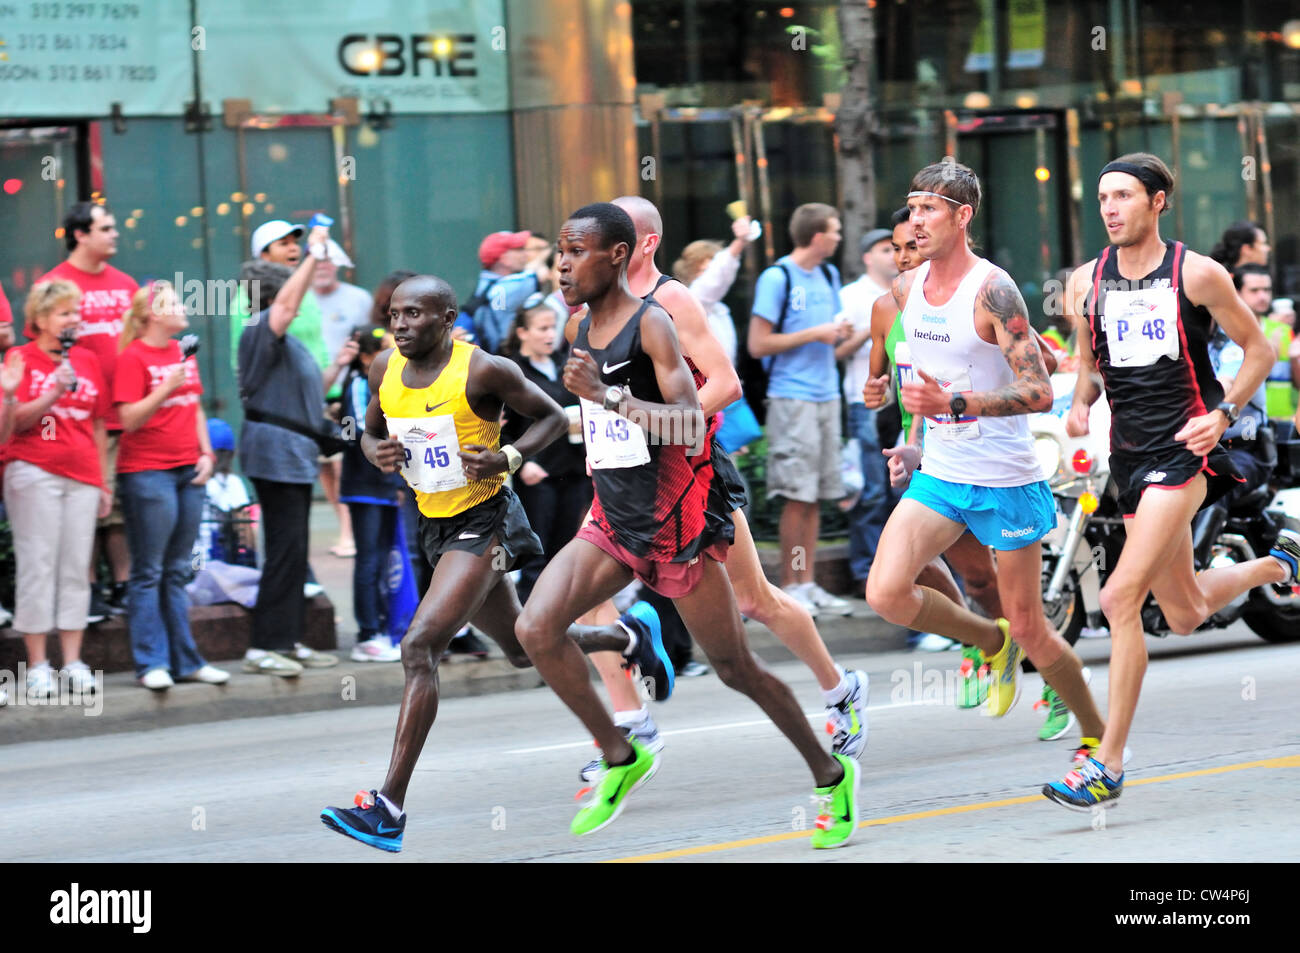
907,190,967,207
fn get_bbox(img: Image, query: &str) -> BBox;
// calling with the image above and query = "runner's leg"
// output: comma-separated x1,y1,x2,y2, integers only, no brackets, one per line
515,538,638,762
944,532,1004,618
673,558,841,787
726,507,840,690
380,545,507,808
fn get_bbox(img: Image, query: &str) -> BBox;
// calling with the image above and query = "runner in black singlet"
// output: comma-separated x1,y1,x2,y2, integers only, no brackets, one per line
516,202,861,847
1046,153,1299,812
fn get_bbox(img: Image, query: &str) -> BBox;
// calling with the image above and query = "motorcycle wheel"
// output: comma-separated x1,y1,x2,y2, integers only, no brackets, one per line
1242,591,1300,643
1025,566,1085,672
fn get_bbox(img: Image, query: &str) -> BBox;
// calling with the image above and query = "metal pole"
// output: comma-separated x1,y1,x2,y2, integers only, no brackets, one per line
650,104,664,213
1170,109,1183,240
1035,126,1051,285
752,111,776,264
1238,111,1258,223
1255,106,1275,252
332,123,354,263
944,109,959,160
730,111,757,278
1064,108,1083,266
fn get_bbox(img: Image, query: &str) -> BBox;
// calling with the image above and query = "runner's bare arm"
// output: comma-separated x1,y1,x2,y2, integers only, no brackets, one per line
361,348,403,474
464,350,567,476
654,280,742,415
1033,328,1059,375
1184,253,1273,415
962,272,1053,416
563,306,704,447
868,292,896,379
1063,263,1101,437
564,306,586,345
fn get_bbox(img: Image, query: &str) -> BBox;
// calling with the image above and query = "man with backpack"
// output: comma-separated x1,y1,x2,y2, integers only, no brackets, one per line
747,203,854,617
457,231,546,353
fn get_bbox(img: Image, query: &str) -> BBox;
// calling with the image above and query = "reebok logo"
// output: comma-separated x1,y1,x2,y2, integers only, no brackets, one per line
1000,526,1036,538
602,360,631,374
50,883,151,934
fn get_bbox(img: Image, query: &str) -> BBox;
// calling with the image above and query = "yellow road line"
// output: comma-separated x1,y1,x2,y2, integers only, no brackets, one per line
604,754,1300,863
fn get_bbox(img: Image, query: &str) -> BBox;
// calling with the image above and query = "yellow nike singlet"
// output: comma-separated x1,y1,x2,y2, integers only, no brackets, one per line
379,339,503,518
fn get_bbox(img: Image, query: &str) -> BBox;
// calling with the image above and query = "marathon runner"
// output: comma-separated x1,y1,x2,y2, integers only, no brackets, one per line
565,195,869,786
1044,153,1300,810
320,275,671,852
516,203,859,847
863,161,1107,763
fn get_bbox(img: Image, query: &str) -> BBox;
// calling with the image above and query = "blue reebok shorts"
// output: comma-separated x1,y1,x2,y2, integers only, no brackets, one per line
903,471,1055,551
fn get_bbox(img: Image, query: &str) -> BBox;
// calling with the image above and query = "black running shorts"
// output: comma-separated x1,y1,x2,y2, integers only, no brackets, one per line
1108,446,1244,517
417,485,543,570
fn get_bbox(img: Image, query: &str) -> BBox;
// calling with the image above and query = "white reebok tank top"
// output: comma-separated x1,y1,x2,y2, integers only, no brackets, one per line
901,258,1042,487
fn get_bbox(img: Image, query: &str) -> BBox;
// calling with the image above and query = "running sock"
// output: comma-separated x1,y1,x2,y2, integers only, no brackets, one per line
377,793,404,819
821,667,849,706
608,745,638,768
1039,647,1105,740
616,620,639,657
1104,764,1123,782
908,587,1002,654
613,707,650,729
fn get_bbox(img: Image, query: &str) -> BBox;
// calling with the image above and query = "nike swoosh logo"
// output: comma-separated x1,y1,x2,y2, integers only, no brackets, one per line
377,822,402,834
458,532,480,540
425,399,450,413
602,360,631,374
606,770,630,805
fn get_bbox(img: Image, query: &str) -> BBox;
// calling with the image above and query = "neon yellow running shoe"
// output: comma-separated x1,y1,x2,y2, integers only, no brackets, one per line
956,645,989,709
570,737,658,836
810,754,860,850
984,619,1024,718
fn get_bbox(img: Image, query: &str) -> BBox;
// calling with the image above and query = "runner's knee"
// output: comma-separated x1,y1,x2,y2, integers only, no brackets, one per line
866,572,911,623
734,578,779,622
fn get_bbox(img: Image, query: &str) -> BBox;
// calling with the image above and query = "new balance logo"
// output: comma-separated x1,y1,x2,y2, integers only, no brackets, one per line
1143,470,1167,483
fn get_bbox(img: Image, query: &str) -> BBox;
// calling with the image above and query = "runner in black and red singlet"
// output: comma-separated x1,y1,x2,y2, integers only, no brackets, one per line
516,202,860,847
1046,153,1300,812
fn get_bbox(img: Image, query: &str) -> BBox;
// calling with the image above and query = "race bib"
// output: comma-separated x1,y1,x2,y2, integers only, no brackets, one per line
386,415,467,494
894,341,917,391
1103,287,1179,368
923,366,980,441
580,398,650,470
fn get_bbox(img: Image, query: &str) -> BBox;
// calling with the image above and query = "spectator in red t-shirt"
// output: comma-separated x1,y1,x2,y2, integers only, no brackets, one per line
39,201,138,620
6,281,111,700
115,281,229,690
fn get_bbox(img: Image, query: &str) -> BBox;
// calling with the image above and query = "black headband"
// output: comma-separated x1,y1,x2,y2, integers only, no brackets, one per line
1098,160,1169,198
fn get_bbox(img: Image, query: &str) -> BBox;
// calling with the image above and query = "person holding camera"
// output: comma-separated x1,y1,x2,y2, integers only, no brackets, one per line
237,224,340,676
115,281,228,690
5,280,111,699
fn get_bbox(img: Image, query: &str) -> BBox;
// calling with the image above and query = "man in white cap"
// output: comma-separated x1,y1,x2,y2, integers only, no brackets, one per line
313,240,373,361
229,220,330,372
456,230,548,353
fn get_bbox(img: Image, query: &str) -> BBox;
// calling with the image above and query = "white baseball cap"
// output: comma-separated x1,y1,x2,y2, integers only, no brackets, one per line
250,220,304,258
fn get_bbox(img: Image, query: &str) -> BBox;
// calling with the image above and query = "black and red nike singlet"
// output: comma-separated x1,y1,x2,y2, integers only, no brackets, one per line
575,298,719,562
1087,240,1223,457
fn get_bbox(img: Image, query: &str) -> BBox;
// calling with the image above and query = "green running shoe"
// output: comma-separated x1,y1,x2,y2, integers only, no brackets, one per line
956,645,988,709
1036,666,1088,741
570,737,657,836
810,754,860,850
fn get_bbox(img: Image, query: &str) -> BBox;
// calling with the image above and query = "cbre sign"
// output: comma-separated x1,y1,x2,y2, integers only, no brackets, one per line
338,34,479,78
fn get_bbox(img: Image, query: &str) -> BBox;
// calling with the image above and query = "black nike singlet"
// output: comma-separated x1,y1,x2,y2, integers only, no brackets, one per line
575,299,718,562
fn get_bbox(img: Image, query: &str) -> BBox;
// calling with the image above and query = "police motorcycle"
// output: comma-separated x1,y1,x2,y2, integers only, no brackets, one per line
1031,372,1300,643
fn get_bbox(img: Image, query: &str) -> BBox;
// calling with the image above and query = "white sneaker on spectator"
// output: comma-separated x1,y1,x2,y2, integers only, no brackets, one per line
242,650,303,677
140,668,174,691
0,603,12,628
914,632,957,652
177,665,230,684
304,582,325,598
803,582,853,617
26,662,55,700
351,634,401,663
289,642,338,668
62,659,97,693
782,583,820,618
0,685,8,706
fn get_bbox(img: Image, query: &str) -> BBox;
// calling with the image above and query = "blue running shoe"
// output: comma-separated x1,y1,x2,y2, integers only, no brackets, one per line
1269,529,1300,586
620,601,673,702
321,790,406,852
1042,756,1123,812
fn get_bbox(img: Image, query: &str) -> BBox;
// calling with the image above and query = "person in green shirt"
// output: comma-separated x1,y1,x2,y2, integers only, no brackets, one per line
1235,264,1299,422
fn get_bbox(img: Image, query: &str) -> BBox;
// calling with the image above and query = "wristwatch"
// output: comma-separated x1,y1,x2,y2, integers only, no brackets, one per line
948,393,968,419
500,444,523,474
603,385,625,412
1216,402,1239,425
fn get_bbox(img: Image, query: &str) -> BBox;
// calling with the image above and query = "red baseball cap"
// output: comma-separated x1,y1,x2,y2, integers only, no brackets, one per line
478,230,531,267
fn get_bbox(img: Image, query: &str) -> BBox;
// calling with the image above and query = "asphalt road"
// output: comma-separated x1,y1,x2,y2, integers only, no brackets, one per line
5,623,1297,863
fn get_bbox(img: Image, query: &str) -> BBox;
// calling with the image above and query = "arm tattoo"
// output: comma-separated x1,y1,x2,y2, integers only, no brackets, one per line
974,274,1051,417
891,272,907,311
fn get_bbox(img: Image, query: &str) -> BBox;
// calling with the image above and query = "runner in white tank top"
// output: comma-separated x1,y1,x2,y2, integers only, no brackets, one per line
863,161,1109,790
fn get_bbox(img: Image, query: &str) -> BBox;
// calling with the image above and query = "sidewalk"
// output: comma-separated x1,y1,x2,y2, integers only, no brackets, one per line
0,503,909,744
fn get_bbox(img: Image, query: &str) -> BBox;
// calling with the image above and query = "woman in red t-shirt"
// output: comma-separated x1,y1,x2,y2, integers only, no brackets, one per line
5,280,111,700
115,280,226,690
